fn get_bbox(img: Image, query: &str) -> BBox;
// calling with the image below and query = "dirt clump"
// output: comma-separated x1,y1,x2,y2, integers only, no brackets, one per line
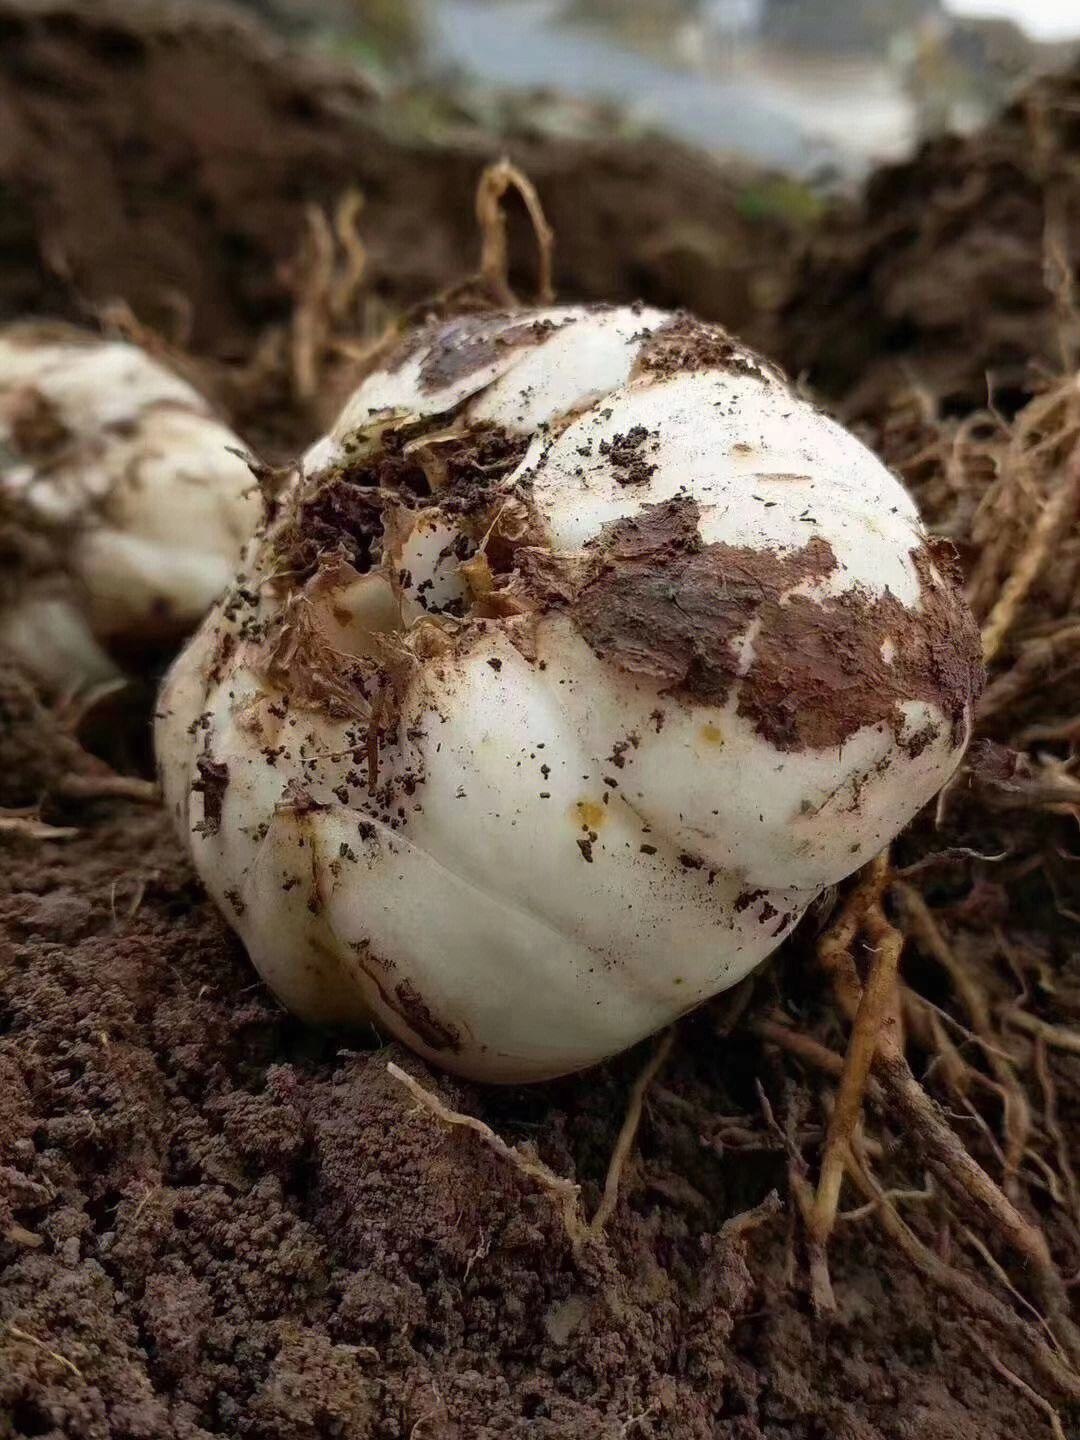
634,311,780,384
571,499,982,750
778,64,1080,421
573,498,835,701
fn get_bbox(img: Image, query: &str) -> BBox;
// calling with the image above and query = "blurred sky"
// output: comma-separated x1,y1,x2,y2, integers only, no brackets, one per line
943,0,1080,40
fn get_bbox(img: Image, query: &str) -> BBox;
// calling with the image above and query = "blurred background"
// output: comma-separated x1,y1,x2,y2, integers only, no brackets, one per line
5,0,1078,444
239,0,1080,180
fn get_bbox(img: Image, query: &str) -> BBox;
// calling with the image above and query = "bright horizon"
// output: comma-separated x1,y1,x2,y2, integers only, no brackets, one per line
942,0,1080,42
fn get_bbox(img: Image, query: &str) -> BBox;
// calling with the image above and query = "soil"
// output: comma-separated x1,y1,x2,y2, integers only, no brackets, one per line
572,498,981,750
777,66,1080,421
5,2,1080,1438
0,798,1030,1440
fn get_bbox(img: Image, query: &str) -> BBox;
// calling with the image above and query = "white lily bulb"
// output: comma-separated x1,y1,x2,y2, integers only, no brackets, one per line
0,323,260,690
156,305,982,1083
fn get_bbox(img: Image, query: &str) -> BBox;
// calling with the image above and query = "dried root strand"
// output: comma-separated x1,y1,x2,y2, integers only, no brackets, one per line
844,1151,1080,1402
291,201,336,403
901,987,974,1097
960,1224,1063,1348
979,622,1080,724
0,811,79,842
55,773,159,805
386,1062,584,1243
97,296,196,375
807,851,901,1309
839,1179,934,1224
475,158,555,309
896,884,1032,1196
847,874,1075,1360
768,852,1080,1365
720,1189,784,1243
754,1015,853,1084
1033,1036,1080,1234
389,1029,681,1248
329,189,368,322
4,1323,83,1379
875,1033,1080,1364
1003,1008,1080,1056
977,1333,1069,1440
762,991,1055,1302
289,187,370,405
980,440,1080,667
590,1029,674,1236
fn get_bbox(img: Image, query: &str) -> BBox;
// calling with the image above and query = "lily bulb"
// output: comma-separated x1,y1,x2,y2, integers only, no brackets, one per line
156,305,982,1083
0,322,259,690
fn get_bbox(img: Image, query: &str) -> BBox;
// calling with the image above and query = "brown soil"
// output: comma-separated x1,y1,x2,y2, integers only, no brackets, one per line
0,795,1031,1440
572,497,981,750
777,66,1080,422
6,4,1080,1438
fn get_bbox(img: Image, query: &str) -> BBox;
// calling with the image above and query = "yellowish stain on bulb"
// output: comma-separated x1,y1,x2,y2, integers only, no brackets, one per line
699,723,725,747
573,799,607,831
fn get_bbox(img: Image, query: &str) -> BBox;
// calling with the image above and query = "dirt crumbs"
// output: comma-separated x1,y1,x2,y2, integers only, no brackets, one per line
633,313,775,385
597,426,658,488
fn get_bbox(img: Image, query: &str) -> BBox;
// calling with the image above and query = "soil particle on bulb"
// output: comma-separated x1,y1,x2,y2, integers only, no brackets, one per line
570,497,981,754
191,755,229,837
632,311,778,383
